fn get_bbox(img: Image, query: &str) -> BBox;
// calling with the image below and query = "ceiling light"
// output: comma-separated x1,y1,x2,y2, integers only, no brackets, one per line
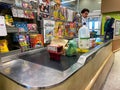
61,0,76,4
98,2,101,4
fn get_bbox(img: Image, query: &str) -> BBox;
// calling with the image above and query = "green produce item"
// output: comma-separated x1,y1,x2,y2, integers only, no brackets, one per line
66,40,77,56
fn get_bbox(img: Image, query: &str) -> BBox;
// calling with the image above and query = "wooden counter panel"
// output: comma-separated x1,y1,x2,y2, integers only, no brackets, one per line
102,0,120,13
112,37,120,52
86,53,114,90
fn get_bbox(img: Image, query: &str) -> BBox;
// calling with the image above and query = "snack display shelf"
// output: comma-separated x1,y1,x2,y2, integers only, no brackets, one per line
6,26,18,33
0,0,14,4
12,4,38,12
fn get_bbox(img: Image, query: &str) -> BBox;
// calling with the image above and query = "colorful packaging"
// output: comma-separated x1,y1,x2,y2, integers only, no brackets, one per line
43,20,55,43
22,2,29,9
47,45,63,53
12,8,18,17
15,0,22,7
14,22,28,32
67,9,74,22
30,34,44,48
30,0,38,9
24,10,34,19
53,4,65,20
54,0,61,4
27,24,37,31
60,6,67,20
18,35,28,52
47,45,63,61
5,15,14,26
0,40,9,53
54,21,64,37
66,40,77,56
17,9,25,18
68,22,76,37
42,13,50,18
39,0,50,13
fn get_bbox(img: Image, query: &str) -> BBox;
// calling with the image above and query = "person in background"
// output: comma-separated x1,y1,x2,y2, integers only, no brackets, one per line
104,16,115,41
80,8,90,25
73,8,89,33
104,16,111,40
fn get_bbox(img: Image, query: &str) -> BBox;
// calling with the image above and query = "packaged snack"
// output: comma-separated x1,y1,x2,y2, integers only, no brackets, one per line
0,40,9,53
17,9,25,18
15,0,22,7
54,21,65,37
54,0,61,4
12,8,18,17
18,35,28,52
5,15,14,26
47,45,63,61
43,20,55,43
68,22,76,37
24,10,34,19
30,0,38,9
39,4,49,13
14,22,28,32
49,5,54,17
42,13,50,18
27,24,37,31
64,22,69,36
67,9,74,22
60,6,67,20
22,2,29,9
30,34,44,48
39,0,50,4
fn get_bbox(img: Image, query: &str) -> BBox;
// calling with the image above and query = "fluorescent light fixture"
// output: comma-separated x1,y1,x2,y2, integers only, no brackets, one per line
98,1,101,4
61,0,76,4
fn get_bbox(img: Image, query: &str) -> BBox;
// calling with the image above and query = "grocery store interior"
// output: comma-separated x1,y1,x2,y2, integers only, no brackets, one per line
0,0,120,90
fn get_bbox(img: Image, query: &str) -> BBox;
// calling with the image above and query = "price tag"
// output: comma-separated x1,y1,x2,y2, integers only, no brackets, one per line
0,16,7,36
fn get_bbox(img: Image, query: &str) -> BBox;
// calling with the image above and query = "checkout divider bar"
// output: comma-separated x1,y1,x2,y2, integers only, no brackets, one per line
77,40,112,65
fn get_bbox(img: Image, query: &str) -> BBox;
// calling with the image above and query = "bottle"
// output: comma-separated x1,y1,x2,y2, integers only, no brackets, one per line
78,23,90,49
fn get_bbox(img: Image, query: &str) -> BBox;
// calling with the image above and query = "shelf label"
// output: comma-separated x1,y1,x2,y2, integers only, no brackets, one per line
0,16,7,36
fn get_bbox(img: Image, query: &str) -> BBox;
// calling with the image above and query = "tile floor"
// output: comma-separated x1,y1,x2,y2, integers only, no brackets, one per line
102,51,120,90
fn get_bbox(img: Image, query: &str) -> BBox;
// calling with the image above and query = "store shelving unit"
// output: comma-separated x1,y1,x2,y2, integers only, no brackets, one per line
6,26,18,33
0,0,14,4
0,0,40,52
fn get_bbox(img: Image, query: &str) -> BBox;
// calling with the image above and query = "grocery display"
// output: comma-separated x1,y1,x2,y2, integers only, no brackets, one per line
43,19,55,43
0,39,9,53
30,34,44,48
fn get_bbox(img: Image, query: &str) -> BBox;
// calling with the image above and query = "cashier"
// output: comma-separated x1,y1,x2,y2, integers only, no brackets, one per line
80,8,90,25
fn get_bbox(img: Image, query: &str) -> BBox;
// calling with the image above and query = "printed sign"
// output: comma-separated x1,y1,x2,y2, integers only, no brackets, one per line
0,16,7,36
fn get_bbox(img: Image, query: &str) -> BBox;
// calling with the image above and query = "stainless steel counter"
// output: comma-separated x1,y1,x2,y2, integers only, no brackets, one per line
0,40,112,89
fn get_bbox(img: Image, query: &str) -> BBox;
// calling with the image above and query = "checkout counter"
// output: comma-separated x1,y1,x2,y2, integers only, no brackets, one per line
0,40,114,90
112,36,120,52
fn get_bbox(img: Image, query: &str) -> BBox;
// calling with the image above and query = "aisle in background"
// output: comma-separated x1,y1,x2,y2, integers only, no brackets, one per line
102,51,120,90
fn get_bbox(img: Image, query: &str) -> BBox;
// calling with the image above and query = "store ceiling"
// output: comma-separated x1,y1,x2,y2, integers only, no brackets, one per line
61,0,101,12
61,0,77,10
